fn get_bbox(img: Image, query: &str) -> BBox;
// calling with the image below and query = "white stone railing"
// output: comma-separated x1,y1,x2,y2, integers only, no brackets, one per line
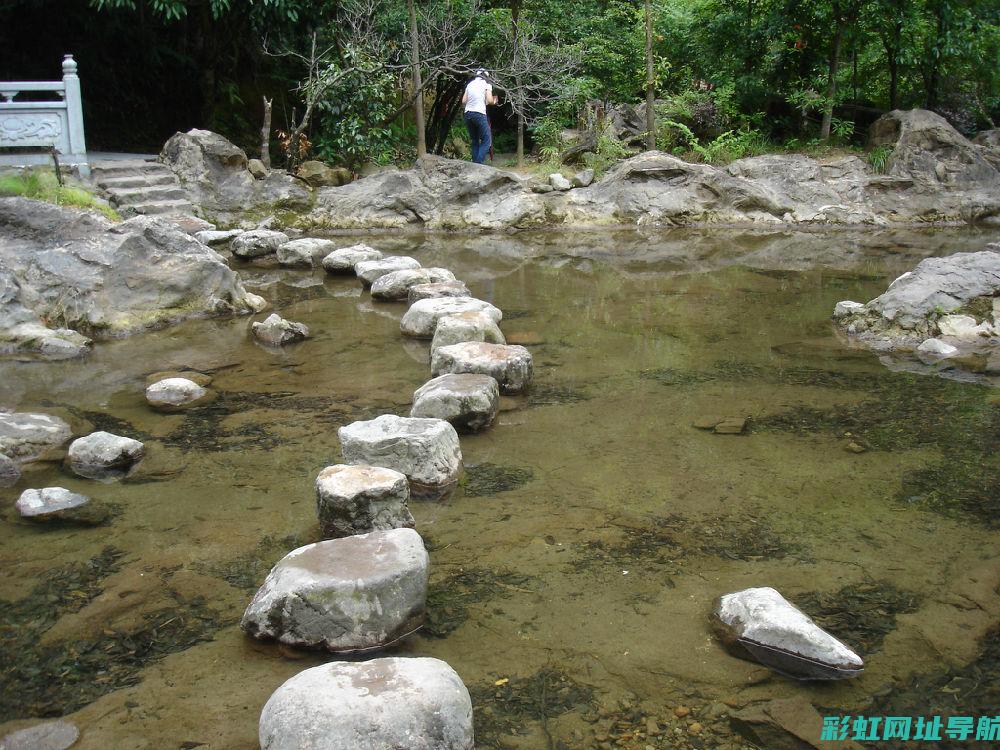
0,55,89,175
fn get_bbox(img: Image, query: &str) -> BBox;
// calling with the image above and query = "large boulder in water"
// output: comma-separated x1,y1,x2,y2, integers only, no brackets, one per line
258,657,474,750
241,528,428,652
713,587,864,680
0,198,259,357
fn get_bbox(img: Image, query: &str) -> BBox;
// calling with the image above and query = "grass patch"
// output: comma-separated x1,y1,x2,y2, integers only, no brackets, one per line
0,171,120,221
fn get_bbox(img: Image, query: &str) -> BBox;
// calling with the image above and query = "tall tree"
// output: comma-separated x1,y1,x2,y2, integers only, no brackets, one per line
645,0,655,150
407,0,427,157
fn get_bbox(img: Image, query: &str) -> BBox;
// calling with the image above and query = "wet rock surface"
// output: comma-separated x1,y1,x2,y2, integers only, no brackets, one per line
339,414,463,499
731,697,863,750
15,487,108,525
355,256,422,287
0,720,80,750
258,657,473,750
431,342,533,394
401,297,502,339
144,377,210,410
371,267,458,301
251,313,309,346
0,412,71,462
411,373,500,432
320,244,383,274
315,464,414,537
275,238,337,268
231,230,291,259
713,586,864,679
66,431,145,477
431,311,507,351
194,228,243,246
0,452,20,487
240,528,429,652
408,281,472,304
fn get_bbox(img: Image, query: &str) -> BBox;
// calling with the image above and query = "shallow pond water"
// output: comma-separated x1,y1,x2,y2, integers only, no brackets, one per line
1,226,999,750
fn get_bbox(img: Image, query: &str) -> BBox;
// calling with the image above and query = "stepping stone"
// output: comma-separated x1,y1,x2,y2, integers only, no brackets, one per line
0,412,71,462
401,297,502,339
16,487,109,525
832,300,865,318
0,720,80,750
355,256,421,287
259,657,473,750
339,414,462,500
0,452,20,488
232,229,290,259
713,587,864,680
431,342,533,394
241,528,429,652
316,464,414,537
371,268,457,301
408,281,471,305
195,228,243,246
276,238,338,268
917,337,958,358
67,431,145,479
431,311,506,352
145,377,211,411
411,374,499,433
321,244,383,274
251,313,309,346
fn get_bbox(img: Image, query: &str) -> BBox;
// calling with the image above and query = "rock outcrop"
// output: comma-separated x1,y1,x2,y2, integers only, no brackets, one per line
0,198,259,358
258,657,474,750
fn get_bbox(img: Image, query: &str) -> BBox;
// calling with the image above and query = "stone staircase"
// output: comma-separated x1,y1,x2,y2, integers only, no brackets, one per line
91,159,195,216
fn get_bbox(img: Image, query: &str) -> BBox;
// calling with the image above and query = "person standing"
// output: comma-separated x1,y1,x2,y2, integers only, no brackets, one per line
463,69,498,164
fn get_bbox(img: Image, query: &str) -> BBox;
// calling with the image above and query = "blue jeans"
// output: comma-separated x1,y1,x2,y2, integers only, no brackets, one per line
464,111,491,164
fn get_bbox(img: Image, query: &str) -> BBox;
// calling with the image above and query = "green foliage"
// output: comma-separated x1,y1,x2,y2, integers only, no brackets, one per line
0,172,120,221
868,143,896,174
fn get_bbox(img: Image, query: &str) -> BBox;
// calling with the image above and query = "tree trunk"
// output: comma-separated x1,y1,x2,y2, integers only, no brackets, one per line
512,0,525,166
925,1,946,109
820,2,843,142
645,0,655,150
407,0,427,158
260,96,273,169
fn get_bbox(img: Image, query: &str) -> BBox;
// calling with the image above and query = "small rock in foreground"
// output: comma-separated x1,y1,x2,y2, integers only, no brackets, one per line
251,313,310,346
0,452,20,487
258,657,473,750
145,377,211,411
231,229,291,259
355,256,422,287
67,431,145,478
408,281,472,305
320,244,383,274
316,464,414,537
16,487,109,525
713,586,864,680
241,528,428,652
431,342,532,394
401,297,502,339
339,414,463,499
411,374,500,433
0,720,80,750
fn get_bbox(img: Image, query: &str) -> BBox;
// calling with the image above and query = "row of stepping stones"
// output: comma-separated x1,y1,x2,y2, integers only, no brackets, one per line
236,242,537,749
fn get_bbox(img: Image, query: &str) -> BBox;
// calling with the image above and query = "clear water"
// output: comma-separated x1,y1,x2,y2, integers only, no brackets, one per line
1,227,998,750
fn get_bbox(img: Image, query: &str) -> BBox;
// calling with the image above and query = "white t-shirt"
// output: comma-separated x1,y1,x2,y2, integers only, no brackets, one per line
464,78,491,115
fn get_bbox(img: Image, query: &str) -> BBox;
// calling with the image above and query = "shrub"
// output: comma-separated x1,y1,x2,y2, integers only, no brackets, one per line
0,171,119,220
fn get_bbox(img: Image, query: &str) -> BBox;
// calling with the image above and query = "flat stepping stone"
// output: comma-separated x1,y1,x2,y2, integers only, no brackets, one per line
316,464,414,537
693,416,747,434
195,228,243,246
241,528,428,653
432,342,533,394
355,256,421,287
232,229,290,259
0,452,20,487
1,720,80,750
251,313,309,346
259,657,473,750
401,297,502,339
276,238,338,268
713,586,864,680
411,374,499,433
321,244,383,274
339,414,462,499
408,281,471,305
0,412,71,462
371,268,457,301
16,487,109,525
431,311,506,352
145,377,211,411
67,431,145,479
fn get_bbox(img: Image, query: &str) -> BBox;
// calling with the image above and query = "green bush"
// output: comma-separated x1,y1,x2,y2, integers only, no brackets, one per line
0,171,119,220
867,144,895,174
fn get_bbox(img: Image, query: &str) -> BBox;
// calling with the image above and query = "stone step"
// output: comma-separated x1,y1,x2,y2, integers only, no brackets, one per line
129,199,196,216
96,173,177,190
107,186,189,205
90,160,173,179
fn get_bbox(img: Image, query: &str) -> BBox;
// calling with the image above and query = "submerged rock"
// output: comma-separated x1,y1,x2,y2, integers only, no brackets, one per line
232,229,291,259
16,487,109,525
411,374,499,432
145,377,210,410
339,414,463,499
401,297,502,339
0,411,71,462
315,464,415,537
371,268,458,301
431,342,533,394
320,244,383,274
408,281,472,305
241,528,428,652
0,452,20,487
0,720,80,750
276,238,337,268
731,697,864,750
258,657,474,750
355,256,422,287
713,586,864,680
251,313,310,346
431,311,506,352
917,338,959,358
67,431,145,477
